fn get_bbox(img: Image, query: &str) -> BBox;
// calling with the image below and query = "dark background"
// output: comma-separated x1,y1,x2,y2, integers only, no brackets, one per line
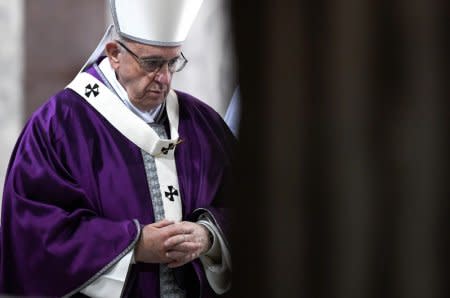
231,0,449,297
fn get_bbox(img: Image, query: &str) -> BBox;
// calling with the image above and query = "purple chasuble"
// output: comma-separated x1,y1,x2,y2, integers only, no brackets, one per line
0,64,235,297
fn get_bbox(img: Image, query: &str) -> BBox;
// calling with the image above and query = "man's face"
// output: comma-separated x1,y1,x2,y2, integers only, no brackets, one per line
107,41,182,111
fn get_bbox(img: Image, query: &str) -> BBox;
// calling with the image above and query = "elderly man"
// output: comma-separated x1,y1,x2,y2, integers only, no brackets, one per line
0,0,234,297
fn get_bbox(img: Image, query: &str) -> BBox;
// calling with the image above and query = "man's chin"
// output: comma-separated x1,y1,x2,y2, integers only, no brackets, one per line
147,89,168,100
143,95,166,110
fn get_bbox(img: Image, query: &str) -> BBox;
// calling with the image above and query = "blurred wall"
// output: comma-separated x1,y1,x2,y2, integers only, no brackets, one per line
0,0,23,202
25,0,108,119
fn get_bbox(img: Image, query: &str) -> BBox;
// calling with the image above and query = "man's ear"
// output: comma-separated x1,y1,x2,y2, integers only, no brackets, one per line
105,42,120,69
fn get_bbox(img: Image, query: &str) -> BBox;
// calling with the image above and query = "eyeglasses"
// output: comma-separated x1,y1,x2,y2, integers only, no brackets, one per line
116,40,188,73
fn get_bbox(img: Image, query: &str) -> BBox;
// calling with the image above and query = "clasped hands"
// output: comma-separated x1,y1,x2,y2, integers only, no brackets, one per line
134,219,211,268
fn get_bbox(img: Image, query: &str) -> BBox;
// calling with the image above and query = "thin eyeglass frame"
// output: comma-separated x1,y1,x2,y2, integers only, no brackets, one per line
116,40,188,73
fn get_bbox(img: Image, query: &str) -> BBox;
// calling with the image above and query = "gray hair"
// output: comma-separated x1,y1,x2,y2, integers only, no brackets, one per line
108,25,122,43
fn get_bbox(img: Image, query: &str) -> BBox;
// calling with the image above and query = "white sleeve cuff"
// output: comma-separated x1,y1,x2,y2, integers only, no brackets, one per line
197,217,232,295
80,249,134,298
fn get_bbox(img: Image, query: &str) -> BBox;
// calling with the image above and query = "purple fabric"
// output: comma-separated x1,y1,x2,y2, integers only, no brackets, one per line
0,65,235,297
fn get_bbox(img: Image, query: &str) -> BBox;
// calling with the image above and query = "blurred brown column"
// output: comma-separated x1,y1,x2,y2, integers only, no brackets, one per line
25,0,106,120
231,0,449,297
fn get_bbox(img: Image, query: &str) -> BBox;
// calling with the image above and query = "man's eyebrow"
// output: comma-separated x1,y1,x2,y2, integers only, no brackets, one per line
142,55,164,60
142,55,180,60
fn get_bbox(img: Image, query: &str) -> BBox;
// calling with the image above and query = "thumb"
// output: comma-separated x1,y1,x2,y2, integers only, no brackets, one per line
152,219,175,228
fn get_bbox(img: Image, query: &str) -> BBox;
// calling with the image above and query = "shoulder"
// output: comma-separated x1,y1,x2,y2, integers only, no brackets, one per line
8,88,86,166
26,88,94,141
31,64,105,131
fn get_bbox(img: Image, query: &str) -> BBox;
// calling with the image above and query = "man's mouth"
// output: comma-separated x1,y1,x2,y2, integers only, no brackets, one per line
148,89,163,95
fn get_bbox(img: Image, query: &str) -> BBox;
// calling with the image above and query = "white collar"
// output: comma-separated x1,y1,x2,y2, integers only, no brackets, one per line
98,58,162,123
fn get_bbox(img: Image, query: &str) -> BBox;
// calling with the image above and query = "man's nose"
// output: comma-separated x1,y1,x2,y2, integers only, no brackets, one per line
153,63,171,84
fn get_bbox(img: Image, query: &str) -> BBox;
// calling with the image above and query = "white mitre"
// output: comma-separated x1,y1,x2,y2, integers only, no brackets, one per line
112,0,203,46
82,0,203,69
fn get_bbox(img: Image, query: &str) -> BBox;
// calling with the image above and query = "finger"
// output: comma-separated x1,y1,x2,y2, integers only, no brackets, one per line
167,256,190,268
167,252,200,268
164,233,193,249
165,251,190,268
166,250,186,260
152,219,175,228
167,242,203,253
161,223,194,237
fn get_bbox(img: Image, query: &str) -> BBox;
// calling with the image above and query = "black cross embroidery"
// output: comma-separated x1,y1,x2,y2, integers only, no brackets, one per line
85,83,100,98
161,143,175,155
164,186,179,201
